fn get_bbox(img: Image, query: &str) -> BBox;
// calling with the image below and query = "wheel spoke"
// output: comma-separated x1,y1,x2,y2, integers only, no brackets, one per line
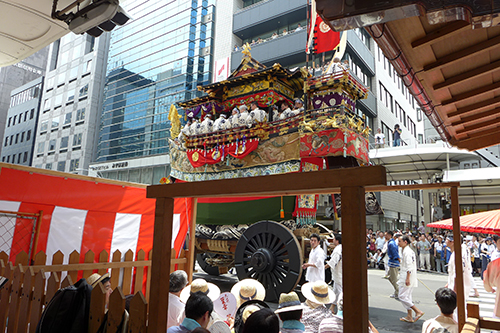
276,260,289,267
274,247,288,256
275,255,289,261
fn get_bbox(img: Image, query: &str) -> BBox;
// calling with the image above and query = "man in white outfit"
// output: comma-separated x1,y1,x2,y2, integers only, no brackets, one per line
484,254,500,333
398,235,424,323
445,235,476,305
325,234,342,308
303,233,326,283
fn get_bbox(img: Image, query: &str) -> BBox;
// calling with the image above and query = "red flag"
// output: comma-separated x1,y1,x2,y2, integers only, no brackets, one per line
313,14,340,54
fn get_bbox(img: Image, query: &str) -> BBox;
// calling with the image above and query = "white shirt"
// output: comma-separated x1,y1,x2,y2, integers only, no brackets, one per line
248,108,267,124
212,116,227,131
200,117,213,134
447,244,474,296
167,293,185,329
421,314,458,333
375,237,385,250
399,246,418,288
374,133,385,145
327,244,342,286
306,245,326,283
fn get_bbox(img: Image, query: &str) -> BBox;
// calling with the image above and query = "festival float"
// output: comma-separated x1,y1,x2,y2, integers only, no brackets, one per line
168,45,378,300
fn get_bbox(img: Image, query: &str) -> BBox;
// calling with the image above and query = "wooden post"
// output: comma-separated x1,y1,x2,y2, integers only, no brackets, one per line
31,210,43,263
451,186,465,330
341,186,368,333
148,197,174,333
187,198,198,282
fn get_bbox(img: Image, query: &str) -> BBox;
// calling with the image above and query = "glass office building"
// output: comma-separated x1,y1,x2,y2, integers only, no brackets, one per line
95,0,215,162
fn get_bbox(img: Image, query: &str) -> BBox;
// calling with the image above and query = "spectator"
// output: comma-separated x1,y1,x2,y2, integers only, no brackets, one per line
421,288,458,333
492,235,500,262
481,237,492,279
272,32,278,39
318,296,380,333
417,234,431,270
167,291,213,333
469,235,481,276
242,308,279,333
435,236,444,273
168,270,188,328
180,278,220,303
275,292,305,333
429,235,436,271
302,233,326,283
374,128,385,148
301,281,334,333
282,28,288,35
295,23,303,32
445,235,476,307
418,222,425,234
233,300,269,333
375,232,385,251
393,124,402,146
87,273,112,309
234,45,239,51
410,235,419,269
398,235,425,323
231,278,266,308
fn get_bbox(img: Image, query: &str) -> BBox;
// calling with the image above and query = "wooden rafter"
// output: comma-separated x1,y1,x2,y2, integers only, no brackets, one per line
451,106,500,126
441,81,500,106
423,35,500,72
411,20,469,49
456,116,500,135
448,96,500,118
453,129,500,151
434,60,500,90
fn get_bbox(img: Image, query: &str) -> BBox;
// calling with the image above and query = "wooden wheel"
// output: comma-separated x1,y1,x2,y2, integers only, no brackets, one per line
234,220,303,302
196,253,220,276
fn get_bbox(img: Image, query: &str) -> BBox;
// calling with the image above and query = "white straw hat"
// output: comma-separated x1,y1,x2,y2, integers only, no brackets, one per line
301,281,335,304
230,278,266,307
180,278,221,303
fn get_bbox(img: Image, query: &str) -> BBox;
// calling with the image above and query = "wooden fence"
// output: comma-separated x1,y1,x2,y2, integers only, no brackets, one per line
0,247,190,332
461,302,500,333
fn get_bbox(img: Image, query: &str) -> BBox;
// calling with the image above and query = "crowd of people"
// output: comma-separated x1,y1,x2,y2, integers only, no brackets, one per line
177,99,305,140
365,224,500,280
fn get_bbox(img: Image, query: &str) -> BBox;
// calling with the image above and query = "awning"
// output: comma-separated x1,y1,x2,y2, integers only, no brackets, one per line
428,209,500,235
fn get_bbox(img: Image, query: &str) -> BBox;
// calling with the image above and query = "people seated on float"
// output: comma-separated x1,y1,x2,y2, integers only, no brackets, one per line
229,108,240,129
213,114,227,132
281,102,293,119
178,119,192,141
326,57,345,75
237,105,250,127
291,99,304,116
200,114,213,134
190,118,201,135
248,101,267,125
272,105,284,121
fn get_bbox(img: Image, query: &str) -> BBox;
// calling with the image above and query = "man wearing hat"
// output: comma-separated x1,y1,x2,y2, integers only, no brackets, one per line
231,278,266,307
180,278,221,304
87,273,112,309
301,281,334,333
291,99,304,116
275,292,305,333
213,113,228,132
168,291,214,333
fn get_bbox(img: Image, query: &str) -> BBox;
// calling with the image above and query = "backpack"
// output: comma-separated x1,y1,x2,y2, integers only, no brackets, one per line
36,278,92,333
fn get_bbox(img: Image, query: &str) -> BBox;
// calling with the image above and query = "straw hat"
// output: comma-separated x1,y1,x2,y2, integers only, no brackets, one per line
208,320,231,333
230,278,266,307
180,278,221,303
275,292,304,314
87,273,110,288
301,281,335,304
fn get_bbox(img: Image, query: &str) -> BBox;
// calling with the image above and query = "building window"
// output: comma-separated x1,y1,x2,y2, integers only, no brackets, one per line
30,109,34,119
18,115,22,124
64,112,72,125
13,115,16,124
37,142,44,154
51,118,60,130
45,163,52,170
20,132,24,142
49,139,56,151
76,108,85,122
70,158,80,172
73,133,82,146
79,84,89,98
23,152,28,163
27,130,31,141
7,117,11,127
6,156,9,163
15,133,19,144
18,153,22,163
9,135,13,145
60,136,69,149
54,94,63,107
1,157,4,162
67,90,75,103
24,111,28,122
43,99,50,110
4,137,7,147
57,161,66,172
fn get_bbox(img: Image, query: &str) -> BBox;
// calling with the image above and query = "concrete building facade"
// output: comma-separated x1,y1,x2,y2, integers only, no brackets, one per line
32,34,109,174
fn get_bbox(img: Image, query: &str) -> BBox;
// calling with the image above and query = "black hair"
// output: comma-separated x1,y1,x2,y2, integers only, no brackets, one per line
101,277,110,284
242,308,279,333
185,291,213,321
124,294,134,312
494,235,500,243
310,233,320,242
334,234,342,244
190,328,210,333
401,235,411,245
251,101,258,107
277,310,302,321
386,230,394,236
435,287,457,315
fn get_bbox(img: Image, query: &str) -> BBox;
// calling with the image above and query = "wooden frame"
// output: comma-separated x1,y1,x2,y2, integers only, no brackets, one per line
146,167,468,332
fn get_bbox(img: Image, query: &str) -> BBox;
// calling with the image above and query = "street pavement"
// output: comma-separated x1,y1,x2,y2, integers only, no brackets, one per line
194,268,494,332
